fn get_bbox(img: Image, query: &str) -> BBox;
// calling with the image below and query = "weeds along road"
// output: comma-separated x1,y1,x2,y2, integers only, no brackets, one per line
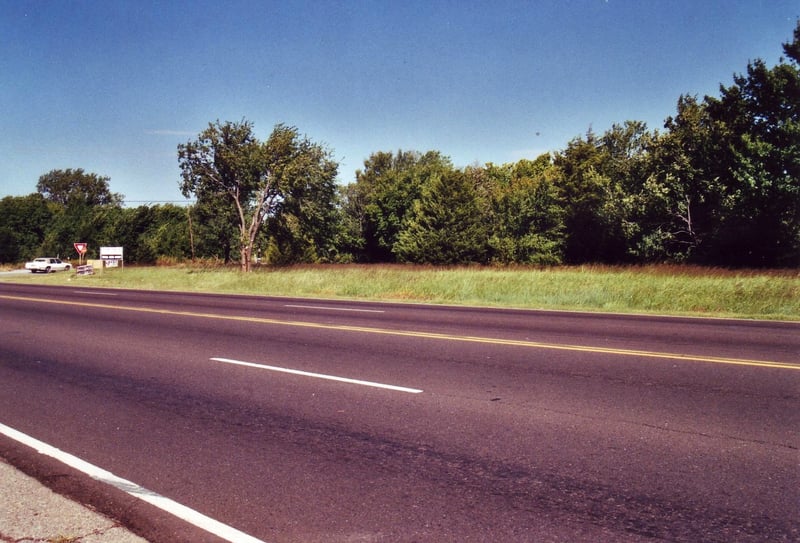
0,283,798,542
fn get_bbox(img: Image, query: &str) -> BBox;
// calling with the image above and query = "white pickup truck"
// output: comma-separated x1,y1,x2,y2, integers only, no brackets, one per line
25,257,72,273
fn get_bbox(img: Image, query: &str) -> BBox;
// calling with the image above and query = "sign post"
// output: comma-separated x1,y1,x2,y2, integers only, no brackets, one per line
74,243,87,266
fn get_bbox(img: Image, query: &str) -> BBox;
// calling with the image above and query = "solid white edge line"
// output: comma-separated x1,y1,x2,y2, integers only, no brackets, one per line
0,422,266,543
211,357,423,394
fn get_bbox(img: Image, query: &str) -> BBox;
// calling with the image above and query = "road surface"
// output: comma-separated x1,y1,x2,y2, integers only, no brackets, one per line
0,283,797,542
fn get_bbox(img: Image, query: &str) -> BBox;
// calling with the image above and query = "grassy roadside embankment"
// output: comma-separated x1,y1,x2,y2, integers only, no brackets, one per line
2,263,798,321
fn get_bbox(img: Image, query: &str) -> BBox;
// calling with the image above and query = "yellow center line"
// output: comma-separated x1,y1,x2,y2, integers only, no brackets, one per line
3,294,798,371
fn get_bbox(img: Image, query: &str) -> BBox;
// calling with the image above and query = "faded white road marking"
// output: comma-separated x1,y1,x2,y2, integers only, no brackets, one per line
211,357,423,393
0,422,266,543
284,304,385,313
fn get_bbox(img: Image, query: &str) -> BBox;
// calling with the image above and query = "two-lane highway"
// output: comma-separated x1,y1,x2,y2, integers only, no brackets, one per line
1,283,798,542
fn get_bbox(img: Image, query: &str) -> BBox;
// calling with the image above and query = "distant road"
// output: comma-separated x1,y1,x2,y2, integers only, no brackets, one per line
0,269,33,276
1,283,798,542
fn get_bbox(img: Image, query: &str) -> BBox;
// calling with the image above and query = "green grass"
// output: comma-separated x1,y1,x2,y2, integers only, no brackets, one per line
3,263,798,320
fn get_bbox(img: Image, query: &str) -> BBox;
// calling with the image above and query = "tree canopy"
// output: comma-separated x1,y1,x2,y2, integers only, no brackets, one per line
1,22,797,269
37,168,123,207
178,120,338,271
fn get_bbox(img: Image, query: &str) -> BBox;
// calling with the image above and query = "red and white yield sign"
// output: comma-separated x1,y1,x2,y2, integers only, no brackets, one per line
74,242,87,255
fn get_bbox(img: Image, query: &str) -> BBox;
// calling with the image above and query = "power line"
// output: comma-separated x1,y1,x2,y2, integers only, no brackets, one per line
123,200,195,205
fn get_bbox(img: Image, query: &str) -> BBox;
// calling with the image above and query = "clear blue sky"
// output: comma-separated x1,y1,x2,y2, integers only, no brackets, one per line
1,0,797,205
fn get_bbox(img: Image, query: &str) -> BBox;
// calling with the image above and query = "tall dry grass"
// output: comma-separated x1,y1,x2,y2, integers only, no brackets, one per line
3,263,797,320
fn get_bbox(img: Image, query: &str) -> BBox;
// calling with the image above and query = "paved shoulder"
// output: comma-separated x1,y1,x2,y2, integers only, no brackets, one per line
0,459,148,543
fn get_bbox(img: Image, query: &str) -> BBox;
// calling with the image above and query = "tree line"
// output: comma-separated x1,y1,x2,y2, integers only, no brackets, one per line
2,23,798,269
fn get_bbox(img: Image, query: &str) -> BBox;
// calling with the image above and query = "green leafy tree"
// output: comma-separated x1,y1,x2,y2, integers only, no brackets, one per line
598,121,661,262
41,203,116,259
92,205,191,264
37,168,123,207
0,227,17,263
142,205,192,261
644,96,728,261
334,182,368,262
33,168,124,259
178,120,338,271
265,153,341,264
394,169,488,264
552,130,627,263
99,206,158,263
701,22,800,266
643,22,800,266
550,121,660,264
483,157,566,265
188,194,239,263
345,150,453,262
0,194,53,262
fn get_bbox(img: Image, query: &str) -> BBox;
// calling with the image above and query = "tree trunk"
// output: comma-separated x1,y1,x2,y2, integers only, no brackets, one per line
240,242,251,272
239,236,253,273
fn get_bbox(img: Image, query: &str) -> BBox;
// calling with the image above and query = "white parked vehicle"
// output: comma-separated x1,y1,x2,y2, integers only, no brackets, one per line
25,258,72,273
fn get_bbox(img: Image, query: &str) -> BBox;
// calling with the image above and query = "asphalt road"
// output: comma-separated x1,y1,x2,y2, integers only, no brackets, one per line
0,283,798,542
